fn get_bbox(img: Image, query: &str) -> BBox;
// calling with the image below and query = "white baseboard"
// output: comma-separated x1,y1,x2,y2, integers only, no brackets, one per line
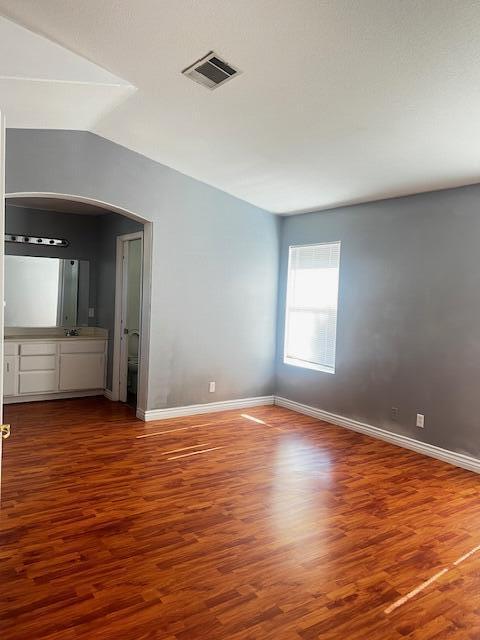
104,389,114,401
274,396,480,474
4,390,104,404
139,395,274,422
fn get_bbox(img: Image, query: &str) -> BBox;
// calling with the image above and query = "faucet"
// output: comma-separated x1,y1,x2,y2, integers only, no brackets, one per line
65,328,79,337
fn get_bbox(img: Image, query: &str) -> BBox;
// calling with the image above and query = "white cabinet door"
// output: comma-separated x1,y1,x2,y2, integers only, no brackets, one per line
4,356,18,397
59,353,105,391
4,342,19,356
19,371,58,394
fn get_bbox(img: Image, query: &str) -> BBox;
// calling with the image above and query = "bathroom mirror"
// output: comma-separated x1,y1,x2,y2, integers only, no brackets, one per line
4,256,90,327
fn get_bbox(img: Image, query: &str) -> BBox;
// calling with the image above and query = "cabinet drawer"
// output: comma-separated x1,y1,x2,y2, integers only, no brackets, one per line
4,342,19,356
59,353,105,390
20,355,57,371
19,371,58,394
20,342,57,356
60,340,106,354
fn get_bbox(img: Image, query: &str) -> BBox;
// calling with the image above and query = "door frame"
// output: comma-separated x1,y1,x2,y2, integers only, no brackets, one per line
4,191,152,419
112,231,144,404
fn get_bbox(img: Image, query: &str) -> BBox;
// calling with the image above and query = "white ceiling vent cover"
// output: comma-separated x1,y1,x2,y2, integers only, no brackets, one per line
182,51,240,90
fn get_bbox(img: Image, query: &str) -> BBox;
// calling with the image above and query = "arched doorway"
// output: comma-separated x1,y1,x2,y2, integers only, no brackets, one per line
4,191,152,417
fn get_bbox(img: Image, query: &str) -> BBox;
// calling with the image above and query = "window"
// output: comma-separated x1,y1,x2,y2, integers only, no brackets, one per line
284,242,341,373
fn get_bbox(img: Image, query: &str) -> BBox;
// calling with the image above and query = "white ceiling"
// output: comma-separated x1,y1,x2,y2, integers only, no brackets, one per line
1,0,480,214
0,16,135,130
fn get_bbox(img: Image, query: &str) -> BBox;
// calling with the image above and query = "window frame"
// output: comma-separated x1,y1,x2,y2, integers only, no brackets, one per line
283,240,341,374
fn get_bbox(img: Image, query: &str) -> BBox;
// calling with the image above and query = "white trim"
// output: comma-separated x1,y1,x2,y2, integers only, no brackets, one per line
284,356,335,374
115,232,144,242
112,236,123,401
5,192,147,224
138,395,274,422
283,241,341,376
274,396,480,474
4,389,104,404
287,240,343,250
119,236,129,401
136,222,152,414
5,192,152,418
104,388,114,401
0,114,4,427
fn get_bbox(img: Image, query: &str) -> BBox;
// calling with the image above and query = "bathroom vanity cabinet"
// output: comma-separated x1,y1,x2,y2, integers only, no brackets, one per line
4,337,107,403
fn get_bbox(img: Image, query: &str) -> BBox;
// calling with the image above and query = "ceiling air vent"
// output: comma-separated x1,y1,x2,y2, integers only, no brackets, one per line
182,51,240,90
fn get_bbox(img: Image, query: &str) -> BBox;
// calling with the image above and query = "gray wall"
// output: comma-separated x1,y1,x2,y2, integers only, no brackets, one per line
5,204,99,322
6,129,280,411
7,131,480,459
277,185,480,459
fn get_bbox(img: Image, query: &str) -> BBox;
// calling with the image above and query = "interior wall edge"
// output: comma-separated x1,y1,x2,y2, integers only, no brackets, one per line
5,129,279,412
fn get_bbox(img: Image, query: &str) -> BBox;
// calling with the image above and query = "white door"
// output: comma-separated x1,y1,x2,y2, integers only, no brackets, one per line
119,238,129,402
0,112,8,493
114,233,143,403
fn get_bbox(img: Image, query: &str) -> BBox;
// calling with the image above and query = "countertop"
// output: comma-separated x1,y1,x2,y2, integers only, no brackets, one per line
5,335,107,342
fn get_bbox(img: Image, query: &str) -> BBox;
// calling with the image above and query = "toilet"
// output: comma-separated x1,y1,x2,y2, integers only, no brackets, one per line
127,332,140,394
128,355,138,372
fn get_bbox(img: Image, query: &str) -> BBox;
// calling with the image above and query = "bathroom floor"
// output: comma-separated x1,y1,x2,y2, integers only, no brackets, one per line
126,389,137,408
127,363,138,408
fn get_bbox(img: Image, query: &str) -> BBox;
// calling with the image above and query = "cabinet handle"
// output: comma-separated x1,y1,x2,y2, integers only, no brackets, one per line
6,362,9,373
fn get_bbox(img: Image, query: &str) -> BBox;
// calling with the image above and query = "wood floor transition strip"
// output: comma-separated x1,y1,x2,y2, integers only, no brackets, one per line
136,423,214,438
453,543,480,566
385,542,480,614
161,443,210,455
168,446,224,460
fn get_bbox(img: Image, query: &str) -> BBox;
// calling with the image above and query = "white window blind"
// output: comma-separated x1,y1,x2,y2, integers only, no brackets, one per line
284,242,341,373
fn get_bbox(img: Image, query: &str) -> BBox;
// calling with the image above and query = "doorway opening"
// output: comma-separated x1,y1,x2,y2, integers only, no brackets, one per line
115,232,143,408
3,192,152,418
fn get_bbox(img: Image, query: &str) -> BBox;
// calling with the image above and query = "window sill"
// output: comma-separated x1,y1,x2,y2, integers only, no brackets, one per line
283,357,335,374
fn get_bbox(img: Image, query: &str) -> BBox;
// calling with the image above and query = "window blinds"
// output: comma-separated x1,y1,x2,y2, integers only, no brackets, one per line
284,242,341,373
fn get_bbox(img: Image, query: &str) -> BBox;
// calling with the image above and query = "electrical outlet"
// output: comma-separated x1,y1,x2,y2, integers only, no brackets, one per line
391,407,399,421
209,381,216,393
416,413,425,428
88,307,95,318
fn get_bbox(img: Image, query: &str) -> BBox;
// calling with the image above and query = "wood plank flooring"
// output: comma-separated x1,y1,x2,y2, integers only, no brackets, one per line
1,398,480,639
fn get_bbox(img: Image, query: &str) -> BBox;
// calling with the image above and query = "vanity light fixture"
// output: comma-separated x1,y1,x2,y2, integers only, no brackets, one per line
5,234,69,247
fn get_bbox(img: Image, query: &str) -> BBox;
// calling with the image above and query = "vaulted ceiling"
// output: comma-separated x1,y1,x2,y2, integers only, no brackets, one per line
1,0,480,214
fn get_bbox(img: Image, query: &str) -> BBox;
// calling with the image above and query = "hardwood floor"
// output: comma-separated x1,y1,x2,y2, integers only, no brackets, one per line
1,398,480,639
